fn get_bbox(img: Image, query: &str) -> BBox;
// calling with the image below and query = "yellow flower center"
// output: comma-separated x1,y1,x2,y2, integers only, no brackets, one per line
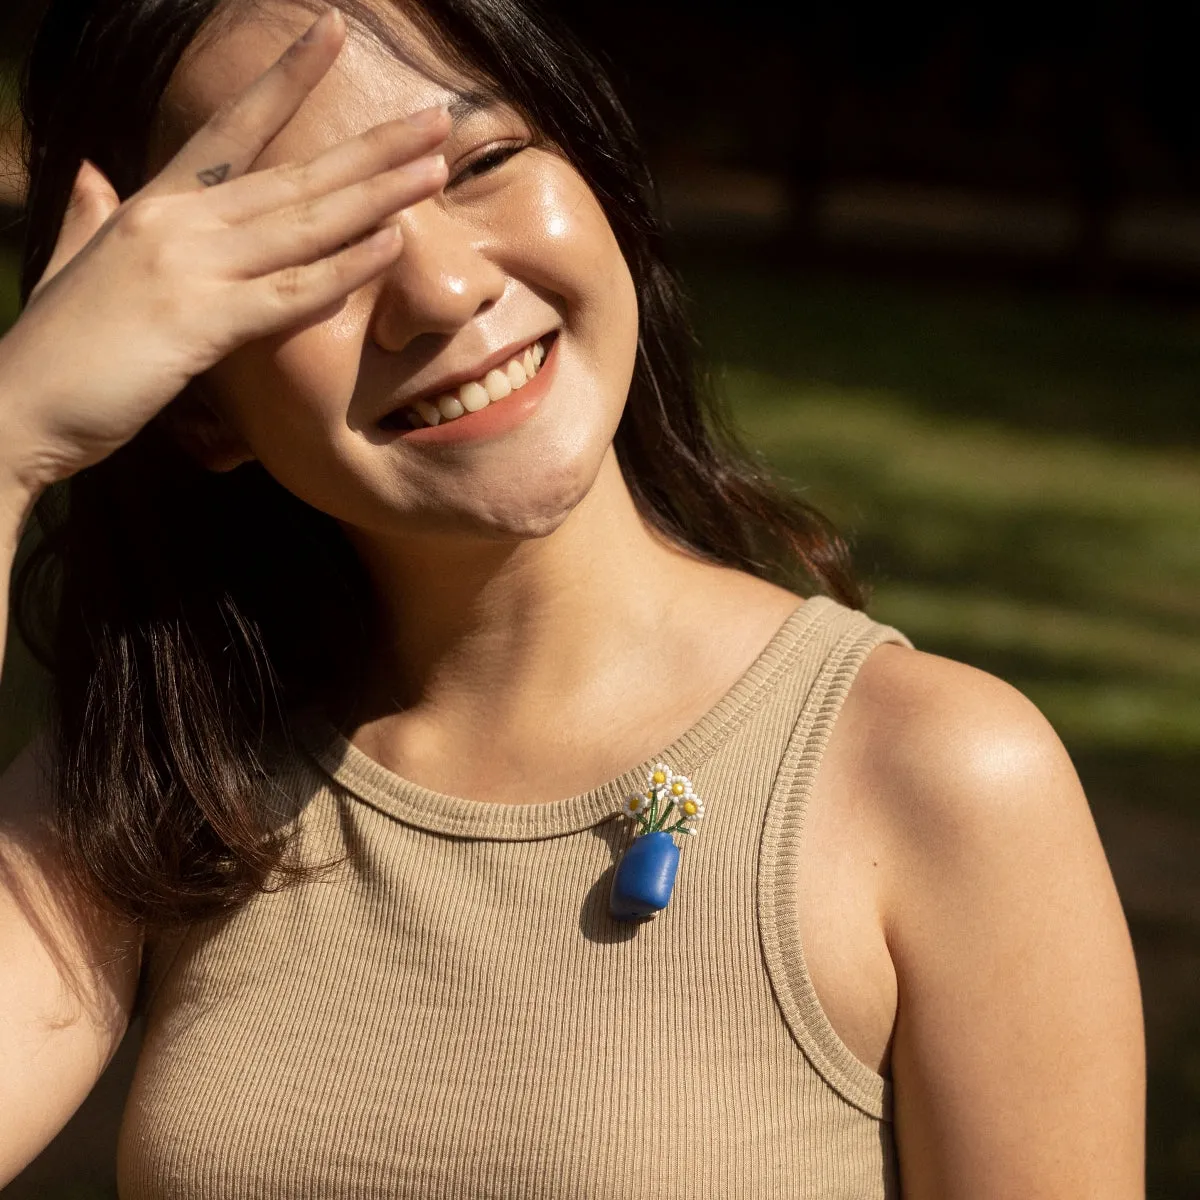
652,770,667,785
682,799,697,816
671,781,685,795
644,789,654,800
630,797,643,810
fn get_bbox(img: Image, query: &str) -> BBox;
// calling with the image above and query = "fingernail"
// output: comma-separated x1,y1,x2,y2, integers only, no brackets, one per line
415,154,446,181
407,104,448,128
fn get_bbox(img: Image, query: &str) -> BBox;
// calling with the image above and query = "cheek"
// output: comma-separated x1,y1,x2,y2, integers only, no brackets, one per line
203,326,370,497
197,159,640,531
499,161,639,366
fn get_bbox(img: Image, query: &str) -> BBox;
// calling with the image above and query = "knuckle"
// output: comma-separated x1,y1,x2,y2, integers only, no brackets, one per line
271,266,308,304
144,242,176,282
118,195,168,238
290,197,324,234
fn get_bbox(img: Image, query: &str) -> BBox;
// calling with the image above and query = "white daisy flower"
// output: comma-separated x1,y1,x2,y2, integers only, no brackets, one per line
647,762,675,795
666,774,692,801
620,790,654,821
673,782,704,825
661,771,700,811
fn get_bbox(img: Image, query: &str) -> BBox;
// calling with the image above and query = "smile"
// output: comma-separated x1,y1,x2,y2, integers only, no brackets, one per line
387,336,551,430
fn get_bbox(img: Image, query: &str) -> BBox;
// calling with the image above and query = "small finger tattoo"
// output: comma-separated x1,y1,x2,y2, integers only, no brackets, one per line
197,163,232,187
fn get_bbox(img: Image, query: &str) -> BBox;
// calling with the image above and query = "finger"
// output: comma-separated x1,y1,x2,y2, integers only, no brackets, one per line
29,160,121,302
204,107,449,226
231,224,407,338
143,6,346,199
225,154,446,278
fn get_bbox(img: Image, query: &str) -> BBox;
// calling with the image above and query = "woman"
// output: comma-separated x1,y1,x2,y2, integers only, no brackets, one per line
0,0,1144,1195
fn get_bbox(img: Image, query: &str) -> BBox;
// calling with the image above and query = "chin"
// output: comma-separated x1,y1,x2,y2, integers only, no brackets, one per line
455,460,603,542
403,434,614,545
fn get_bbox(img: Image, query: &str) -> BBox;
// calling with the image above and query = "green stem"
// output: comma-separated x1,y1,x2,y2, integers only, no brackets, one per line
634,790,657,836
652,795,677,832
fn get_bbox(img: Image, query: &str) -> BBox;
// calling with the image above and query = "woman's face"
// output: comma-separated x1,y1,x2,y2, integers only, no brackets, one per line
163,0,639,543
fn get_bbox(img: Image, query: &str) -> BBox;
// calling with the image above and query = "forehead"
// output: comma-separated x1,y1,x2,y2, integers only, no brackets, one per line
159,0,466,166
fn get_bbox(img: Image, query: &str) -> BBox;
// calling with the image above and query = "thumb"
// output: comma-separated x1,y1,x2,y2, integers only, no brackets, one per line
29,158,121,303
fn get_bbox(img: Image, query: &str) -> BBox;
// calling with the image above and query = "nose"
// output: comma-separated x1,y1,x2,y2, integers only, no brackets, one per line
368,199,507,352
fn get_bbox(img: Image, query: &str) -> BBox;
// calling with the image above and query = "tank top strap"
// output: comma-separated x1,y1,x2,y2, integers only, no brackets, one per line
757,600,914,1120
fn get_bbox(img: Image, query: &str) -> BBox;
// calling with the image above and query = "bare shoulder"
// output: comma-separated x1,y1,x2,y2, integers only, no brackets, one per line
838,641,1145,1197
842,640,1084,847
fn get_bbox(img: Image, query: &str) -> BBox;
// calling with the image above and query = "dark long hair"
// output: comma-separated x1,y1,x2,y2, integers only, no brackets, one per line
12,0,864,930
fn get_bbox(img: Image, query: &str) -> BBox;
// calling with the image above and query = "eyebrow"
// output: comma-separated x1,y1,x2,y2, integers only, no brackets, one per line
447,91,497,126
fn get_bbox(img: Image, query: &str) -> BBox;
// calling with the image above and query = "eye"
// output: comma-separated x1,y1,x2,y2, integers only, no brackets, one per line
450,141,527,186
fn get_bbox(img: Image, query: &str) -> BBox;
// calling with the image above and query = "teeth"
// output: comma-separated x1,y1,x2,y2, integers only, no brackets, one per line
436,393,464,420
414,399,442,426
482,368,512,403
461,381,491,412
399,338,548,429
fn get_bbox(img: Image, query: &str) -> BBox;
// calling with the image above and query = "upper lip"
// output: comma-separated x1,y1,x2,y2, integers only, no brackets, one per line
381,330,555,420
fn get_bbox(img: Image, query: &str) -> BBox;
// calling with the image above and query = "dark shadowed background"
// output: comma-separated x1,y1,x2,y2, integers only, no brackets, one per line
1,1,1197,1196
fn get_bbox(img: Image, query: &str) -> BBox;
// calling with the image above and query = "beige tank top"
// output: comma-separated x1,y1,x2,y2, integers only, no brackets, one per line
117,594,913,1198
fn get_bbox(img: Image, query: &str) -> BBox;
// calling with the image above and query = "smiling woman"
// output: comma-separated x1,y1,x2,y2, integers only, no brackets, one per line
0,1,1144,1197
13,0,859,920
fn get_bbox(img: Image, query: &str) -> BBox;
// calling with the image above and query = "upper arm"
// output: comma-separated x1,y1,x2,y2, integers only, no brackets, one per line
0,734,143,1186
859,645,1144,1200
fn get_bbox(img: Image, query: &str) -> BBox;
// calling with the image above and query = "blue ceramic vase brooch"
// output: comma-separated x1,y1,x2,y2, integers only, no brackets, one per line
609,762,704,921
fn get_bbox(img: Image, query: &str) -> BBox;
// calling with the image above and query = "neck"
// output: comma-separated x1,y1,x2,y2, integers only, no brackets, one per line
340,447,713,733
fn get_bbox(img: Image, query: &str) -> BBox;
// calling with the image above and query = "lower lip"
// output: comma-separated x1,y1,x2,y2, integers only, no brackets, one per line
391,336,559,446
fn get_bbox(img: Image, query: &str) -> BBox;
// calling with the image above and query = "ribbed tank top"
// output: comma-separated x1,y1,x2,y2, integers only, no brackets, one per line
117,594,913,1199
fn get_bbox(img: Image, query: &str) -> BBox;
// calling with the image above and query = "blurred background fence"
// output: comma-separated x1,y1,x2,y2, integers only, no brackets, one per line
1,1,1197,1196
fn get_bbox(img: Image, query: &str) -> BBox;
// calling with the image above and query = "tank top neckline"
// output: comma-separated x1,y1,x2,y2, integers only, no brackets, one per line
296,593,838,841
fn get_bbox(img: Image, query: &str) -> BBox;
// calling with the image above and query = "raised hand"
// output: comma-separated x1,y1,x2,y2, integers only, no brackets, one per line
0,5,449,498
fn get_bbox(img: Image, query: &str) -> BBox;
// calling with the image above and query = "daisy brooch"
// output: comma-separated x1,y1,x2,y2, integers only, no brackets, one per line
610,762,704,921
